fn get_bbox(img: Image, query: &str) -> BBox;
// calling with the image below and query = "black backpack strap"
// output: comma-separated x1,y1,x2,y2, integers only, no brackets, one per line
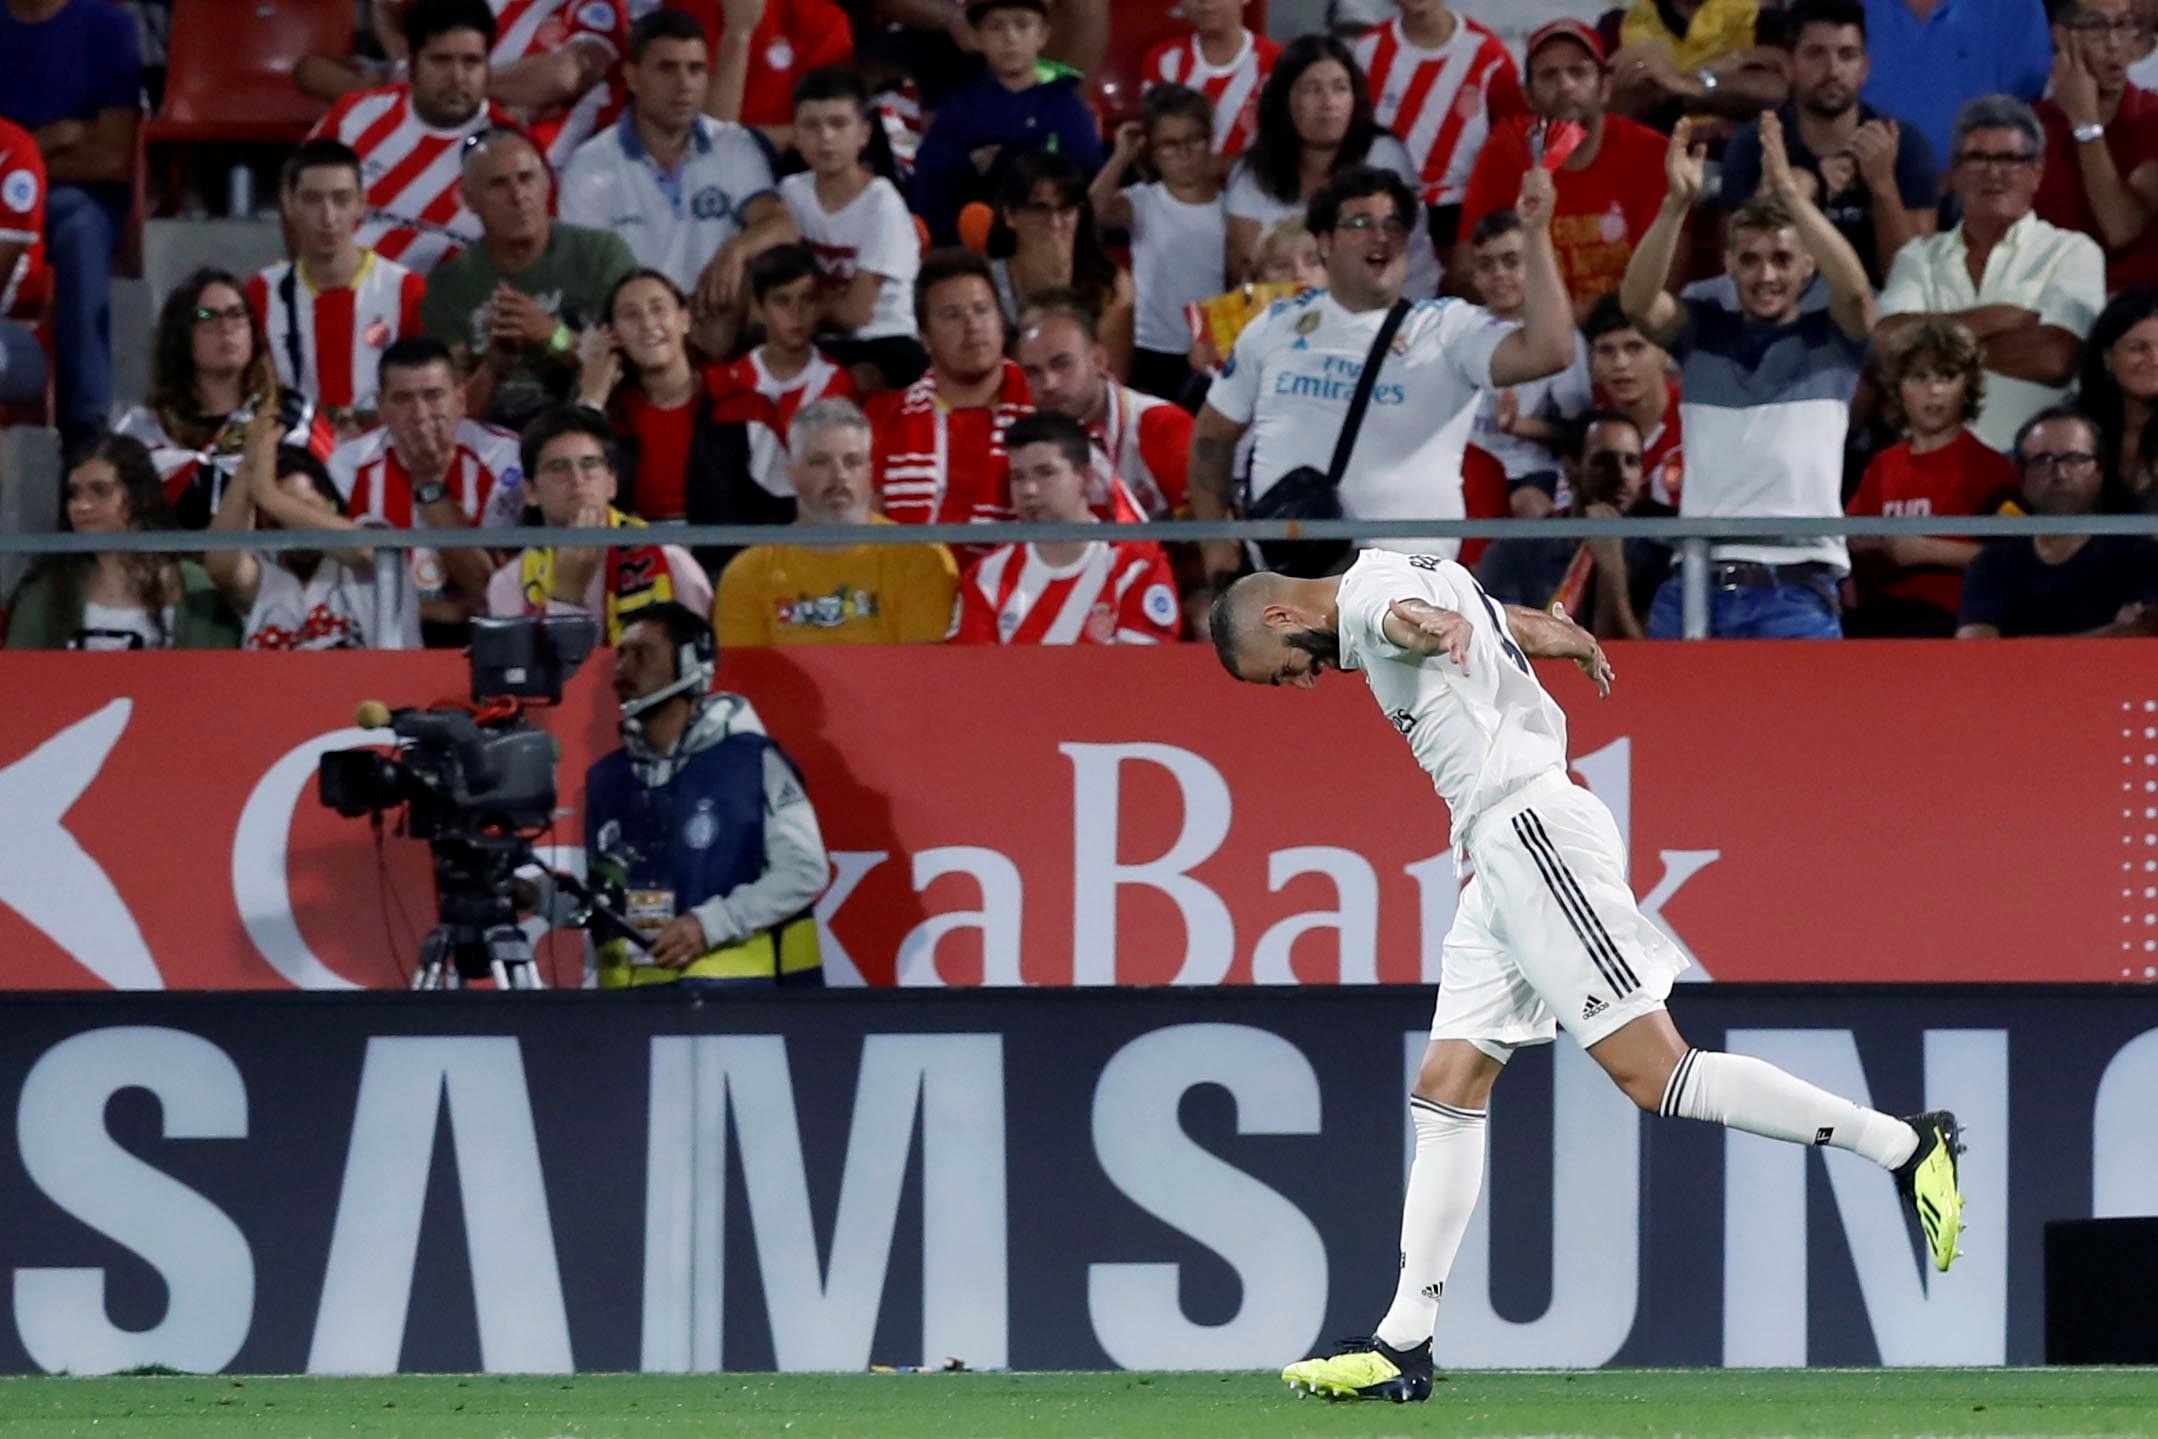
1323,298,1414,488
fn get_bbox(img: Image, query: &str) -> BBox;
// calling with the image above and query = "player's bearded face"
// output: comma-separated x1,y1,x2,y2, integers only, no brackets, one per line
1283,624,1341,674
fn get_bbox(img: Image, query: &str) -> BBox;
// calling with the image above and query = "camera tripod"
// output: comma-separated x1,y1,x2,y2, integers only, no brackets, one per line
410,832,548,990
413,920,545,990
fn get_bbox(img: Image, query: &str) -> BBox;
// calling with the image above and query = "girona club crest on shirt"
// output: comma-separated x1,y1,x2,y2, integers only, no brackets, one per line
363,319,391,349
1082,603,1117,644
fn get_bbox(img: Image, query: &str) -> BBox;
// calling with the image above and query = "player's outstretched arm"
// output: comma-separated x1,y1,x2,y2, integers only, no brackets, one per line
1505,602,1616,697
1384,598,1473,670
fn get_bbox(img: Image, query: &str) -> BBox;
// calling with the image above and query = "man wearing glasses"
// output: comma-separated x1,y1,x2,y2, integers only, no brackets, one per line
1878,94,2105,453
2036,0,2158,290
486,404,710,636
1190,162,1574,589
1956,405,2158,636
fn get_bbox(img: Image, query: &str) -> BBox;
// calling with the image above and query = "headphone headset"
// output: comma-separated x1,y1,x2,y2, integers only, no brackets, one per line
619,614,717,726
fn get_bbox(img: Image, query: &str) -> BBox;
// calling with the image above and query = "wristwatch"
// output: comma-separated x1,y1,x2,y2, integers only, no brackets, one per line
2074,121,2107,144
547,322,576,356
1696,68,1720,96
413,479,448,508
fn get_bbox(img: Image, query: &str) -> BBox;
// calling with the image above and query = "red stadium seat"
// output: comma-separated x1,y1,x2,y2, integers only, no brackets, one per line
1092,0,1271,131
147,0,347,145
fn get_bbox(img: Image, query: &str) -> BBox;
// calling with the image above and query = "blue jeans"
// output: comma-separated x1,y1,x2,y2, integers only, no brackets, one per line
1648,575,1843,639
45,184,122,436
0,319,46,404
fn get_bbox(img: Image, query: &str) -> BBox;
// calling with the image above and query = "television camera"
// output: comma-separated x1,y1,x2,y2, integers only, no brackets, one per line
316,615,644,988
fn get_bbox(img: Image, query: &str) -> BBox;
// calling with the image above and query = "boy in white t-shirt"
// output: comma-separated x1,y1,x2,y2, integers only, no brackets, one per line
780,65,930,393
1090,84,1227,405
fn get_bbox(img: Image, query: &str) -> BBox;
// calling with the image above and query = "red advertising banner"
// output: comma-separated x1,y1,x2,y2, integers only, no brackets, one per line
0,642,2152,989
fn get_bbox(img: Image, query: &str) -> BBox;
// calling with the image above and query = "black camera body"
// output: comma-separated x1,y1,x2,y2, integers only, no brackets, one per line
316,616,599,985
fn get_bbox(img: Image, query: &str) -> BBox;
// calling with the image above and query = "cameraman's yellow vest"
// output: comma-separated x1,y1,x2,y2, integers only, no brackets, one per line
596,914,821,988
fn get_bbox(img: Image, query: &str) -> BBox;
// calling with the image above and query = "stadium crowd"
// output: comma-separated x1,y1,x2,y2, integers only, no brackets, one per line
4,0,2158,649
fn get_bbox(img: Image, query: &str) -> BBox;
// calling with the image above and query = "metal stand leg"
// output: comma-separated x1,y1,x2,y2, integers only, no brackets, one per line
483,924,544,990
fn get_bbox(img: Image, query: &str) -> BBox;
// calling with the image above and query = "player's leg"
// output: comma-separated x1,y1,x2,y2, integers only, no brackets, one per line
1587,1012,1964,1269
1379,1038,1504,1345
1484,778,1965,1271
1283,883,1549,1404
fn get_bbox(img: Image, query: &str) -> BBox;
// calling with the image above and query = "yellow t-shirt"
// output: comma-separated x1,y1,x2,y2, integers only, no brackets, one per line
715,521,960,646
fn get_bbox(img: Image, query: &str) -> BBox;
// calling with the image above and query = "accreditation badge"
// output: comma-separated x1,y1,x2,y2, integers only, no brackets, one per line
624,889,677,942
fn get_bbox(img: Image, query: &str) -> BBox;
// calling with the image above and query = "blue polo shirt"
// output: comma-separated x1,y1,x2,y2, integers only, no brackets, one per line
1861,0,2051,165
0,0,141,132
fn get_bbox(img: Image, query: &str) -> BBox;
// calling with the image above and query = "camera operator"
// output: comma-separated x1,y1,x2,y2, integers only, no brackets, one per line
586,601,830,989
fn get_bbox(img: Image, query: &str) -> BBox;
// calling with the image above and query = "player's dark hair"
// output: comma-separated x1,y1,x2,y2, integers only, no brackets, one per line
519,404,619,484
1786,0,1867,42
1016,286,1101,344
1245,34,1383,206
1470,208,1523,247
1141,82,1213,135
748,243,822,304
914,247,999,328
377,334,457,389
275,444,344,513
1308,164,1418,237
1005,410,1093,474
628,8,705,61
405,0,496,55
282,138,364,194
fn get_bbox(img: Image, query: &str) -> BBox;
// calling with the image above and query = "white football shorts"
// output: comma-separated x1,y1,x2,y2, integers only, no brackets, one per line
1431,769,1689,1055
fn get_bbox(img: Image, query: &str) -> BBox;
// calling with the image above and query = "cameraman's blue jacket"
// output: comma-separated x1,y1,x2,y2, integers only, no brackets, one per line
584,694,827,986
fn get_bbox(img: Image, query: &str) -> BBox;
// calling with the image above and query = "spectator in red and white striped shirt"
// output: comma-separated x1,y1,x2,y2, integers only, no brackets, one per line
329,335,525,632
952,411,1182,645
248,140,429,440
712,244,858,492
1351,0,1526,256
306,0,515,275
1014,293,1190,520
307,0,629,168
1140,0,1280,165
871,248,1032,533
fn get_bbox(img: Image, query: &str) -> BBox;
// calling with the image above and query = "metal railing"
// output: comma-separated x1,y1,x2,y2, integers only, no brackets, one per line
4,513,2156,640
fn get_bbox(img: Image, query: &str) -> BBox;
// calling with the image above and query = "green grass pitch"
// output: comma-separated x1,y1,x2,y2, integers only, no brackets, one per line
0,1369,2152,1438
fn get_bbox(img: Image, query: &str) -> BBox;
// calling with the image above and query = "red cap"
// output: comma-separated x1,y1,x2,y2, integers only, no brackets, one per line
1525,19,1608,69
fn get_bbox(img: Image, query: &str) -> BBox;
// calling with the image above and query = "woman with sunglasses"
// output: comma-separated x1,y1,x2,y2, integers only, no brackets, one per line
4,434,240,650
1224,34,1438,296
986,151,1134,375
112,268,332,529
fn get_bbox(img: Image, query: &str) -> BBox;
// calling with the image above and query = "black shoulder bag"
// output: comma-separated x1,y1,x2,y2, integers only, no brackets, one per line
1243,298,1412,578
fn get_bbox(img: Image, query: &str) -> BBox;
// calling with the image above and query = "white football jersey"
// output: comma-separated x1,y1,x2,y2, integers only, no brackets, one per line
1335,549,1569,837
1209,289,1512,558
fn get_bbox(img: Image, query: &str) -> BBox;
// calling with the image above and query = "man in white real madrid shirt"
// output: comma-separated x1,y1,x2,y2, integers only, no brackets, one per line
1188,162,1574,591
1209,551,1968,1403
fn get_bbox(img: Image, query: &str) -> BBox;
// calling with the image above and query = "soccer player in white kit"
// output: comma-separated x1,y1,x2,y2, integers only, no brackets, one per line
1209,551,1967,1403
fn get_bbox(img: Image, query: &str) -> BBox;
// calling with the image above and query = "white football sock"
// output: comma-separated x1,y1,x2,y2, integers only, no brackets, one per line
1661,1049,1918,1170
1374,1096,1486,1351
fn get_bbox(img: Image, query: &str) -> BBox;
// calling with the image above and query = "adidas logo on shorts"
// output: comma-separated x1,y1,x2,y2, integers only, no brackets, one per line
1582,995,1609,1020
